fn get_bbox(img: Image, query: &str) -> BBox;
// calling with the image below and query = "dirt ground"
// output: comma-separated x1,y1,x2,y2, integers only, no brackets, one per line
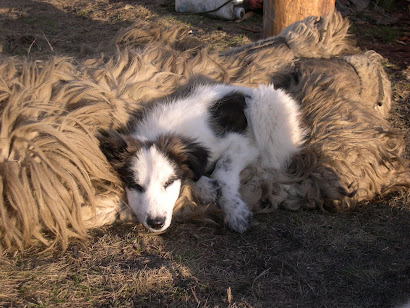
0,0,409,307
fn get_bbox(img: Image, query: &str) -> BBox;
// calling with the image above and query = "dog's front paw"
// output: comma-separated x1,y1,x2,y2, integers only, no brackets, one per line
221,196,253,233
195,176,220,204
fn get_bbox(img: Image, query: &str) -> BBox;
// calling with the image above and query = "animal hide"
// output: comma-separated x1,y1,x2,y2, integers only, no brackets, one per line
0,11,408,253
240,52,408,212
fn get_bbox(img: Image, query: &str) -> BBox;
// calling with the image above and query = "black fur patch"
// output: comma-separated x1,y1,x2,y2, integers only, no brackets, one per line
98,130,209,188
154,134,209,181
209,92,248,137
97,129,144,191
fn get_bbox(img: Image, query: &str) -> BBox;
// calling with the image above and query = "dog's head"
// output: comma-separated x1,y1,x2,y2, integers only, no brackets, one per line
98,130,209,232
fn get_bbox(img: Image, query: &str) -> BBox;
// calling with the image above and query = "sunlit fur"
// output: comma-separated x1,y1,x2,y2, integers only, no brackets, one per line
127,146,182,232
99,83,305,233
2,11,408,253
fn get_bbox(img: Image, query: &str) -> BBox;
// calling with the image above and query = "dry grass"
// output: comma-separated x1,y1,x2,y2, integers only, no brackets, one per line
0,0,409,307
1,200,409,307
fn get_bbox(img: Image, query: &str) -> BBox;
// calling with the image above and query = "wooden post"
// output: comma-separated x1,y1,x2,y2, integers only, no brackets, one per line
263,0,335,38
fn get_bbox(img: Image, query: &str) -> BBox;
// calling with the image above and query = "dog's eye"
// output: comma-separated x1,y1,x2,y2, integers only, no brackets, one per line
164,177,178,189
129,182,145,192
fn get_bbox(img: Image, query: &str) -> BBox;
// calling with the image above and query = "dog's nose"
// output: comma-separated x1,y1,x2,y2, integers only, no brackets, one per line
146,215,166,230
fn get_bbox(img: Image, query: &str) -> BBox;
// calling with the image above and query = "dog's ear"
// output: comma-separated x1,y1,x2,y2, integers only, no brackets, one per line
155,135,209,181
97,129,141,172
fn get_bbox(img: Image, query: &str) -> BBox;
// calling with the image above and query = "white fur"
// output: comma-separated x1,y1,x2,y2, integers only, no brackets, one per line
396,300,410,308
246,86,305,169
127,146,182,232
124,83,305,233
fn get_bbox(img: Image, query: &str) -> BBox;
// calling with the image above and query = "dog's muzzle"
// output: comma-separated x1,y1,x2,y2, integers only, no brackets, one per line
146,215,166,230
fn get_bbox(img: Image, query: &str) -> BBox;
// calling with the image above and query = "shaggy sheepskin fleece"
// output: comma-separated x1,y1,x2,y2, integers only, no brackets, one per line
239,51,408,212
288,55,407,207
0,11,408,253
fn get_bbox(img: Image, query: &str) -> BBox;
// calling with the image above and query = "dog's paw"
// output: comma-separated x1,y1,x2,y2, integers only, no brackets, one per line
221,196,253,233
195,176,220,204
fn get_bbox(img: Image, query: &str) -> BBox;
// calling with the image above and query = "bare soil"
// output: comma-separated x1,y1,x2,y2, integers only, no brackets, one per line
0,0,409,307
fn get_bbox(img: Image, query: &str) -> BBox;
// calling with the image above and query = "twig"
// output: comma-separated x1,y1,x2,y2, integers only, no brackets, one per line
42,31,54,52
27,37,37,56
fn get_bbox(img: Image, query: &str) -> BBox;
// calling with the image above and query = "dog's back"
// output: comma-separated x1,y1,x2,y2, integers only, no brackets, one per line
131,83,250,165
245,85,306,170
131,82,305,170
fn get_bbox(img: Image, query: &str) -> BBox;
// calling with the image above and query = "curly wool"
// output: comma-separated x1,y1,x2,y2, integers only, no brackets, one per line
0,11,407,254
244,54,408,212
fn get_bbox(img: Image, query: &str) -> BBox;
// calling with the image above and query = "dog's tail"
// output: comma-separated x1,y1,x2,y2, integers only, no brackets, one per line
245,84,306,170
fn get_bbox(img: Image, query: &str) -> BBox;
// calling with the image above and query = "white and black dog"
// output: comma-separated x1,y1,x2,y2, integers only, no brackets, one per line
98,81,305,233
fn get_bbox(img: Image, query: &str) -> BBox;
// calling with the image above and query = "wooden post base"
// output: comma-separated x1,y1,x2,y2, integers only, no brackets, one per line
263,0,335,38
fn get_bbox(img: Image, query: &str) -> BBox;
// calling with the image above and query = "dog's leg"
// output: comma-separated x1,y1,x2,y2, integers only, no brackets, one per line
195,176,221,205
211,134,258,233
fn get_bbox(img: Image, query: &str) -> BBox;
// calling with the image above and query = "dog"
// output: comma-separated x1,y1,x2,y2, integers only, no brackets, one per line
98,81,305,233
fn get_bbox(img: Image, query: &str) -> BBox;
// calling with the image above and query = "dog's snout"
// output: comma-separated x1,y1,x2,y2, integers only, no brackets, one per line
146,215,166,230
